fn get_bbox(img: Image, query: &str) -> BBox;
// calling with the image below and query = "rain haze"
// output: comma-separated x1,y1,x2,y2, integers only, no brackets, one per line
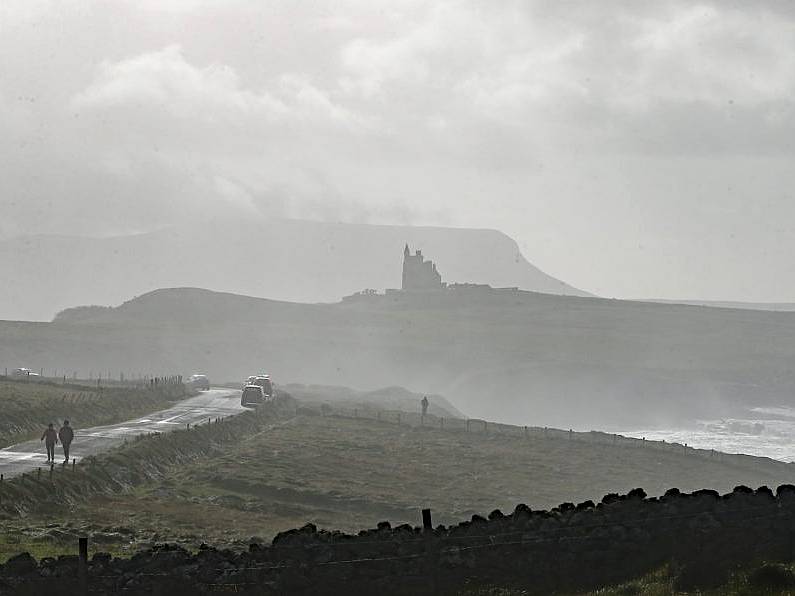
2,1,795,593
2,1,795,303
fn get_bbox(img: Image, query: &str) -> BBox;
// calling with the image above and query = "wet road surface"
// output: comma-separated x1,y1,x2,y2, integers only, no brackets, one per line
0,388,243,478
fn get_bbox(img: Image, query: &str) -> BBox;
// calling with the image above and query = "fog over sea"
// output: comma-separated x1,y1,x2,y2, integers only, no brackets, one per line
621,407,795,464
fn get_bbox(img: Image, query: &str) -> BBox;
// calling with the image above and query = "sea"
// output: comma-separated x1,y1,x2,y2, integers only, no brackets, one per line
621,406,795,463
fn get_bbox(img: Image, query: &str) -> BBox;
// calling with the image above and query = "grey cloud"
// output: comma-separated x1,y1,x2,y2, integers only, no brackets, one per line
1,0,795,300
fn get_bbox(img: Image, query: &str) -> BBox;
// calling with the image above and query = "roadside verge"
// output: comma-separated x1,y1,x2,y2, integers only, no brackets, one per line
0,392,295,518
0,378,190,448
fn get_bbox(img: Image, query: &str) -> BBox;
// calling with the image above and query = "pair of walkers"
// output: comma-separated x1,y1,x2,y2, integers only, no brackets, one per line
40,420,74,463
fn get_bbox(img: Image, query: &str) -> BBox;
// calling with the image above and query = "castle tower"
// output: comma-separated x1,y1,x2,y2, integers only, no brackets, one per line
402,244,443,290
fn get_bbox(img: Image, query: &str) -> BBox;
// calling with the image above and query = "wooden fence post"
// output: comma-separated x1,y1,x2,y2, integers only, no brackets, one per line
422,508,433,532
78,536,88,594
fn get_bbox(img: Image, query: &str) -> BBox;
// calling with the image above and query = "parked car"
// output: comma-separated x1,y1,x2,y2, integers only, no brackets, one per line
241,384,265,408
187,374,210,391
12,368,40,379
251,375,273,399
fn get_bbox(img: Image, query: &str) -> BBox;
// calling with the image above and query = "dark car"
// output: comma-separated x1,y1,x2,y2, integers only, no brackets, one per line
188,374,210,391
241,384,265,408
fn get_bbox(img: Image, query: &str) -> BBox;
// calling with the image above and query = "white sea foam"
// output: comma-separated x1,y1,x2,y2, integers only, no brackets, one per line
621,412,795,463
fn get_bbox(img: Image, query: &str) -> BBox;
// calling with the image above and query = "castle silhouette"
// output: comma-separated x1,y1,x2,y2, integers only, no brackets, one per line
402,244,444,291
342,245,498,302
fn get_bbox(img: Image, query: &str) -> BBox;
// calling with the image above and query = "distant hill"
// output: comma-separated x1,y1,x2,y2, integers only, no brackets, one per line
5,286,795,430
0,218,588,321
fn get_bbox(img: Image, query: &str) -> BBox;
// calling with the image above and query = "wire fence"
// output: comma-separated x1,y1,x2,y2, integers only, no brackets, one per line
0,368,184,390
311,403,743,465
0,370,748,464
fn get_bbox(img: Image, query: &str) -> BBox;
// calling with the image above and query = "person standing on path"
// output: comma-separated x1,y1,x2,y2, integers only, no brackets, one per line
58,420,74,463
40,423,58,463
421,396,429,417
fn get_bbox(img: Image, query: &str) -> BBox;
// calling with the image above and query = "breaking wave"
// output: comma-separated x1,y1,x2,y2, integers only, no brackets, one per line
622,407,795,463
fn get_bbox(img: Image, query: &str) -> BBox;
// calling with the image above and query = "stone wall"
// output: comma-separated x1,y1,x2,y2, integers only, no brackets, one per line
3,484,795,594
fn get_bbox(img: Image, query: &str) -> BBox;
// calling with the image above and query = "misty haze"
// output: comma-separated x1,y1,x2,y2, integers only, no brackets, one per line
2,2,795,594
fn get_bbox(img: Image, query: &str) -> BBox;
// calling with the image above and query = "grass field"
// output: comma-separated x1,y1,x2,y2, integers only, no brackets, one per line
2,403,793,564
167,412,795,524
0,378,187,448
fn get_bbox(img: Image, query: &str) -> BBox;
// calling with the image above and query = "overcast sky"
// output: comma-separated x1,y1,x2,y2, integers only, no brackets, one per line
1,0,794,301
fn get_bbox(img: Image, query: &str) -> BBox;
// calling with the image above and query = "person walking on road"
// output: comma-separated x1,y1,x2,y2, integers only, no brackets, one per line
421,396,429,417
58,420,74,463
41,423,58,463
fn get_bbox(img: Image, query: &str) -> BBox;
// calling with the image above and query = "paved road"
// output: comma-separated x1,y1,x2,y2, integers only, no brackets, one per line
0,388,243,478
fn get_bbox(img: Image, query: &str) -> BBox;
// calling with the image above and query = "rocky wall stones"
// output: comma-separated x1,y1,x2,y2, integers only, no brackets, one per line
1,485,793,595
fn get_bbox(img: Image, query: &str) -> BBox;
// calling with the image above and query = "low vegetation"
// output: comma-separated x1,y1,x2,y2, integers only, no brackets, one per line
0,377,188,448
1,397,793,565
461,562,795,595
581,561,795,595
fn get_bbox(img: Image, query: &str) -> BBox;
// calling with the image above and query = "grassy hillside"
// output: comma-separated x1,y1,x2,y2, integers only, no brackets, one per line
282,383,465,418
4,287,795,428
167,412,794,523
2,400,792,562
0,378,187,448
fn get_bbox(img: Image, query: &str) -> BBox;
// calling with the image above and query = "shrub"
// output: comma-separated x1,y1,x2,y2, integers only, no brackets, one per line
748,563,795,591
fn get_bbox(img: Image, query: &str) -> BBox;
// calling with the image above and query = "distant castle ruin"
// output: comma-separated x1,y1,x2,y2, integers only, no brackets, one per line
402,244,444,291
344,244,500,302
